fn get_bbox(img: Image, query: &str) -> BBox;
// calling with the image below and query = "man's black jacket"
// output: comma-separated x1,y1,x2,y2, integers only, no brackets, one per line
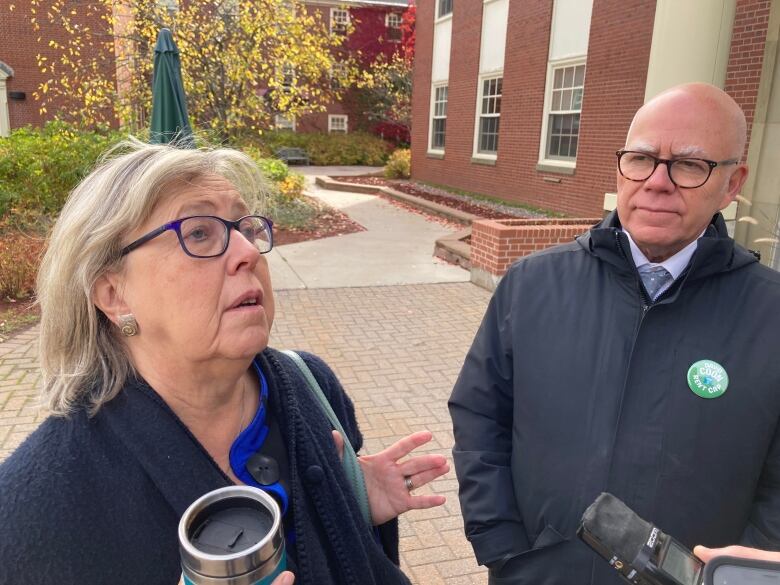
450,212,780,584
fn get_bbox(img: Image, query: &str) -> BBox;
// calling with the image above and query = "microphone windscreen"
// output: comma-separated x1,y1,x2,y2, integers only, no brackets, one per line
580,493,653,563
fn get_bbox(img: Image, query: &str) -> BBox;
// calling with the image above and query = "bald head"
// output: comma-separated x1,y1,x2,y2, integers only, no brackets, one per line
617,82,750,263
628,83,747,159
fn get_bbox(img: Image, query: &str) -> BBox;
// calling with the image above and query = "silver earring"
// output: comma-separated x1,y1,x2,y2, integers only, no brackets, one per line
119,314,139,337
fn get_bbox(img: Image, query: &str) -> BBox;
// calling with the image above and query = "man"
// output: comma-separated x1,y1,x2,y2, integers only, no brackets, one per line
449,83,780,584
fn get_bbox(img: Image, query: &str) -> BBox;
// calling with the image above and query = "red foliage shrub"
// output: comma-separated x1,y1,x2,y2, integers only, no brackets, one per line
0,231,46,299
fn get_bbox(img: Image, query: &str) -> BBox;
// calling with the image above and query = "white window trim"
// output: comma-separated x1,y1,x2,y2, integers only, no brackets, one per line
537,56,586,170
274,114,296,131
435,0,453,24
279,62,296,92
428,82,448,155
0,63,12,138
385,12,402,27
328,114,348,134
472,72,503,161
329,61,346,90
385,12,402,42
330,7,350,34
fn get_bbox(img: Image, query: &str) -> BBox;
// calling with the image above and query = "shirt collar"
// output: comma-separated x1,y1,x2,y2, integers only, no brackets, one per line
623,229,703,280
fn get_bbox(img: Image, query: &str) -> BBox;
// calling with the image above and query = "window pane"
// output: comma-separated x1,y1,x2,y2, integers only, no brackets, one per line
574,65,585,87
569,136,578,157
559,136,570,156
438,0,452,17
549,135,560,157
572,88,583,110
479,117,499,153
551,90,562,111
432,119,446,148
495,96,501,114
554,68,564,89
561,89,572,111
496,78,503,94
564,66,574,88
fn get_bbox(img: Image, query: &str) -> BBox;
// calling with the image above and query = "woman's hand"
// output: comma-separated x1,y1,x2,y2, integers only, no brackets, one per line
332,430,449,526
694,544,780,563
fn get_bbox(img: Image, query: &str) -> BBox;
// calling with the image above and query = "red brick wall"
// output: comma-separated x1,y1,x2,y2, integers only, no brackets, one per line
471,218,599,276
725,0,773,160
0,1,114,129
411,0,656,217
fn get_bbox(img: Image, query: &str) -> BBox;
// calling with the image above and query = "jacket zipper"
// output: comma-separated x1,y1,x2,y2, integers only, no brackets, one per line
599,232,652,521
614,231,652,315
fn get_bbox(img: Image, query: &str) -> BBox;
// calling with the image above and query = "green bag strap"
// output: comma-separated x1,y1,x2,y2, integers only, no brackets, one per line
280,350,372,529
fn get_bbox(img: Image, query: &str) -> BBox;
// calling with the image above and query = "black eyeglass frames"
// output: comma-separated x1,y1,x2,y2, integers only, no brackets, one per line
616,150,739,189
120,215,274,258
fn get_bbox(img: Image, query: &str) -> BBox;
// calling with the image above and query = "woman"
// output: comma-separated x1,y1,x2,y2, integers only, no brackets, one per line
0,141,448,585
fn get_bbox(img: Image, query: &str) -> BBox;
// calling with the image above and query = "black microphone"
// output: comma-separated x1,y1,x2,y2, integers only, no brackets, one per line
580,493,656,568
578,493,703,585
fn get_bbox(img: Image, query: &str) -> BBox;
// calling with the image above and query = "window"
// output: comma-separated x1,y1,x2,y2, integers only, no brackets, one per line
328,114,348,134
331,8,349,35
275,114,295,131
430,84,448,151
281,63,295,91
218,0,239,17
386,12,402,42
330,62,346,90
475,76,502,155
544,62,585,161
437,0,453,18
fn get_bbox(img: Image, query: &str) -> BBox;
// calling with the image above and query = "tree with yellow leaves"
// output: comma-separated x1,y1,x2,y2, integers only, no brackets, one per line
27,0,358,138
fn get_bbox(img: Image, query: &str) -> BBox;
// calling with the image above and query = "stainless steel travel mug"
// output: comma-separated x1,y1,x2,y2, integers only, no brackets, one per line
179,486,286,585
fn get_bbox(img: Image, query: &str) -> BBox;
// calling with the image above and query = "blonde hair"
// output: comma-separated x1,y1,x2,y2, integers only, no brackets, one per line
36,139,271,416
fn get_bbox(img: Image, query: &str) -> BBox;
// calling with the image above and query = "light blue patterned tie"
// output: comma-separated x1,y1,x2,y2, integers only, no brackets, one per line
638,264,674,300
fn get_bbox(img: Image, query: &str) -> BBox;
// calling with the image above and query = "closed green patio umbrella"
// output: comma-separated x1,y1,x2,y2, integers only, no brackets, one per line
150,28,194,147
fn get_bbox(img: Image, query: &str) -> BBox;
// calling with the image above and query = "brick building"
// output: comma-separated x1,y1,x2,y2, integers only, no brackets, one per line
0,1,116,135
293,0,411,139
0,0,409,138
412,0,780,267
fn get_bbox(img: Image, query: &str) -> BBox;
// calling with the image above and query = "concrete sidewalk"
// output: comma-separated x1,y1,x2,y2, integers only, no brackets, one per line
268,169,469,290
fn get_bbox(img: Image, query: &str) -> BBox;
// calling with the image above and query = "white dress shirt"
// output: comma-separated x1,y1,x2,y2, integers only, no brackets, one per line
623,230,703,298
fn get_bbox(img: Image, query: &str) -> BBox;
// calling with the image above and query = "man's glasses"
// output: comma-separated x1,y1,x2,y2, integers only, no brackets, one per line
120,215,274,258
616,150,739,189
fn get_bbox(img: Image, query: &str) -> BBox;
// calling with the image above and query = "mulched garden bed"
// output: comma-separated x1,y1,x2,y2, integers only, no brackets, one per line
274,207,364,246
330,176,538,220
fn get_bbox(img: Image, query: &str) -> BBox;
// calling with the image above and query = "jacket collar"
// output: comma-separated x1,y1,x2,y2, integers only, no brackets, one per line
577,210,757,283
99,374,231,519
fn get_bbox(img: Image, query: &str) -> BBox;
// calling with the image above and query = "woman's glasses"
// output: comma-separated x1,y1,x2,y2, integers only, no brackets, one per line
120,215,274,258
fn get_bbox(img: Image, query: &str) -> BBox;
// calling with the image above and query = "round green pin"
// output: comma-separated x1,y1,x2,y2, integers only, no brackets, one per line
687,360,729,399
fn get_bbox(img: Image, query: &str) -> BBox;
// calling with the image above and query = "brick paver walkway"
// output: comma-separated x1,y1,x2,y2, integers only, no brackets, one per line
0,281,492,584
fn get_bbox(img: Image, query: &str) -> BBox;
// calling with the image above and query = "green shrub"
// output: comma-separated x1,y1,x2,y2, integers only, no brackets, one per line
266,194,321,231
254,131,392,166
242,147,290,182
0,121,123,219
385,149,411,179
